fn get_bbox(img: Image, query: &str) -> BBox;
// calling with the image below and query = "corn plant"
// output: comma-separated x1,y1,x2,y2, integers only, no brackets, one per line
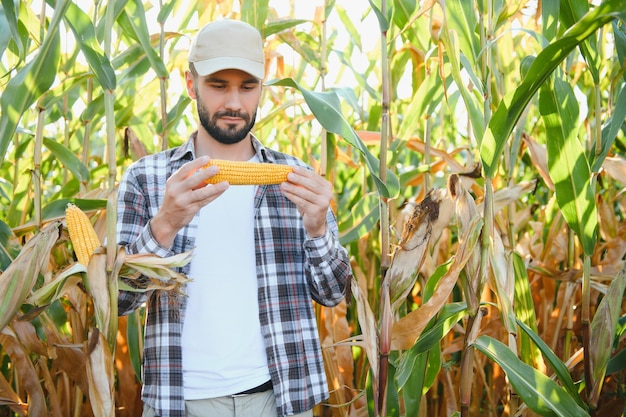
1,0,626,417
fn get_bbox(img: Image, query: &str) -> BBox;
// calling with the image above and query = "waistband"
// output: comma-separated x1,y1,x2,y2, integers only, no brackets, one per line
232,380,273,396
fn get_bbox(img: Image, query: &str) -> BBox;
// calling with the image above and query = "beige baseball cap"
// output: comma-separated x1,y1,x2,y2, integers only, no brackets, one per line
188,19,265,79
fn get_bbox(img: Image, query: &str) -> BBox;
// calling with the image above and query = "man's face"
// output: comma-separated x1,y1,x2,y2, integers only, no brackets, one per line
190,69,262,145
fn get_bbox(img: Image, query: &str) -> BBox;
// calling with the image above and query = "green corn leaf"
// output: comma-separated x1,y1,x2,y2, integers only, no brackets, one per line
382,360,400,417
27,263,85,307
396,69,445,141
338,193,380,245
542,0,559,41
516,320,586,410
263,19,308,38
267,78,399,199
398,302,467,372
445,0,479,68
401,351,429,417
335,6,362,50
126,309,144,382
40,199,108,223
241,0,269,32
540,77,597,256
0,0,70,167
480,0,626,179
157,0,176,25
397,301,466,416
367,0,389,32
561,0,600,83
43,138,91,184
591,83,626,172
63,3,116,90
607,347,626,376
1,0,23,59
391,0,417,33
37,74,92,110
513,253,545,371
118,0,168,78
588,266,626,405
614,21,626,82
474,335,590,417
157,96,192,135
439,29,485,142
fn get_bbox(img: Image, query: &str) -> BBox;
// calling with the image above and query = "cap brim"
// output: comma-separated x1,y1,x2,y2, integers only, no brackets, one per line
193,56,264,79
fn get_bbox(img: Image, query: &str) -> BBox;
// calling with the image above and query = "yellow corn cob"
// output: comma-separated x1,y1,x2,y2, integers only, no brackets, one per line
204,159,293,185
66,203,101,266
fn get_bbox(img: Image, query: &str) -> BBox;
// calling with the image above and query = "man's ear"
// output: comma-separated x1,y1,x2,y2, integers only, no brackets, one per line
185,70,197,99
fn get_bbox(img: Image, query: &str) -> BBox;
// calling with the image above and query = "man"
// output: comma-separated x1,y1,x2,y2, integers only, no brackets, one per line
116,19,352,417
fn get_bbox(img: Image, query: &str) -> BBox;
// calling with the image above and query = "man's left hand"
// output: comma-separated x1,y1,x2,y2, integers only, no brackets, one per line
280,166,332,238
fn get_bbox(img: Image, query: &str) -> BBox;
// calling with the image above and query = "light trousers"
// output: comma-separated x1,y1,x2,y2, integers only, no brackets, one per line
141,390,314,417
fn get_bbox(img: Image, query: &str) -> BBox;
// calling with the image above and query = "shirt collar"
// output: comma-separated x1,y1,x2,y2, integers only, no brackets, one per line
172,131,275,163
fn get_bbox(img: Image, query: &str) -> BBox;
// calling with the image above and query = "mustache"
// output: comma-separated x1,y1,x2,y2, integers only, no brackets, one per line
213,111,249,120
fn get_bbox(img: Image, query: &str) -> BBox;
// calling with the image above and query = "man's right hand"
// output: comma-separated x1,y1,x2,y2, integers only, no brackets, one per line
150,156,228,249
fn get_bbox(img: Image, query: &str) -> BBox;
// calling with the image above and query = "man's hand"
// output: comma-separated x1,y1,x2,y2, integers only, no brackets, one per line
280,166,332,238
151,156,228,248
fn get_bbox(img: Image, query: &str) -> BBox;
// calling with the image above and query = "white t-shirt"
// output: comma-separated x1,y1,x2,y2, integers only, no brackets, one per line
182,169,270,399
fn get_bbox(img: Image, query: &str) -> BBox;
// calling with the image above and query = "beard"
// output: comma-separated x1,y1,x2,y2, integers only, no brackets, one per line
197,95,257,145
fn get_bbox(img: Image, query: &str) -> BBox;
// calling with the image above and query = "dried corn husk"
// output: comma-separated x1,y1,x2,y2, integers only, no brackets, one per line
386,188,453,313
118,248,192,293
391,215,482,350
0,222,59,332
86,329,114,417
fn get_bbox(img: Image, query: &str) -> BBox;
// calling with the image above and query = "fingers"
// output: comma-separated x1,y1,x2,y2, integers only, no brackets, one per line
282,166,332,204
156,158,228,237
173,156,219,190
281,166,331,237
170,157,228,206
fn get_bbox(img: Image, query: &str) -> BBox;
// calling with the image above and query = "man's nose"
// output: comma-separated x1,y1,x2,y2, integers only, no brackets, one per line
224,89,243,111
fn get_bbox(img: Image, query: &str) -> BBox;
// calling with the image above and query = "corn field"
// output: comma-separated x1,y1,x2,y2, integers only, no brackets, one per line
1,0,626,416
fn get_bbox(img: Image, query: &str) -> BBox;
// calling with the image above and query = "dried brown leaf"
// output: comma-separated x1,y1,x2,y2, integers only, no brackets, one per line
38,358,63,417
449,174,482,311
119,249,192,293
86,251,111,337
488,231,516,334
602,156,626,184
0,327,47,417
387,188,453,312
350,276,378,380
11,320,46,357
522,133,554,190
86,329,115,417
320,301,354,401
124,126,148,160
0,222,59,331
40,313,89,393
391,215,482,350
0,368,27,416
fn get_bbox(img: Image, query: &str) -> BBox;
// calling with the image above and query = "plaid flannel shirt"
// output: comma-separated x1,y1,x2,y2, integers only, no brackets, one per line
117,133,351,417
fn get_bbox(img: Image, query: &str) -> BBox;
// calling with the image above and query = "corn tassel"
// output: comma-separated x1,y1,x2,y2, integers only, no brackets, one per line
66,203,101,266
204,160,292,185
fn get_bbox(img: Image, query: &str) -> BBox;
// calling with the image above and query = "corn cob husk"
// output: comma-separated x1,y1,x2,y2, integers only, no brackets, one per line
204,159,292,185
66,204,101,266
118,247,192,293
391,214,483,350
387,188,453,313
